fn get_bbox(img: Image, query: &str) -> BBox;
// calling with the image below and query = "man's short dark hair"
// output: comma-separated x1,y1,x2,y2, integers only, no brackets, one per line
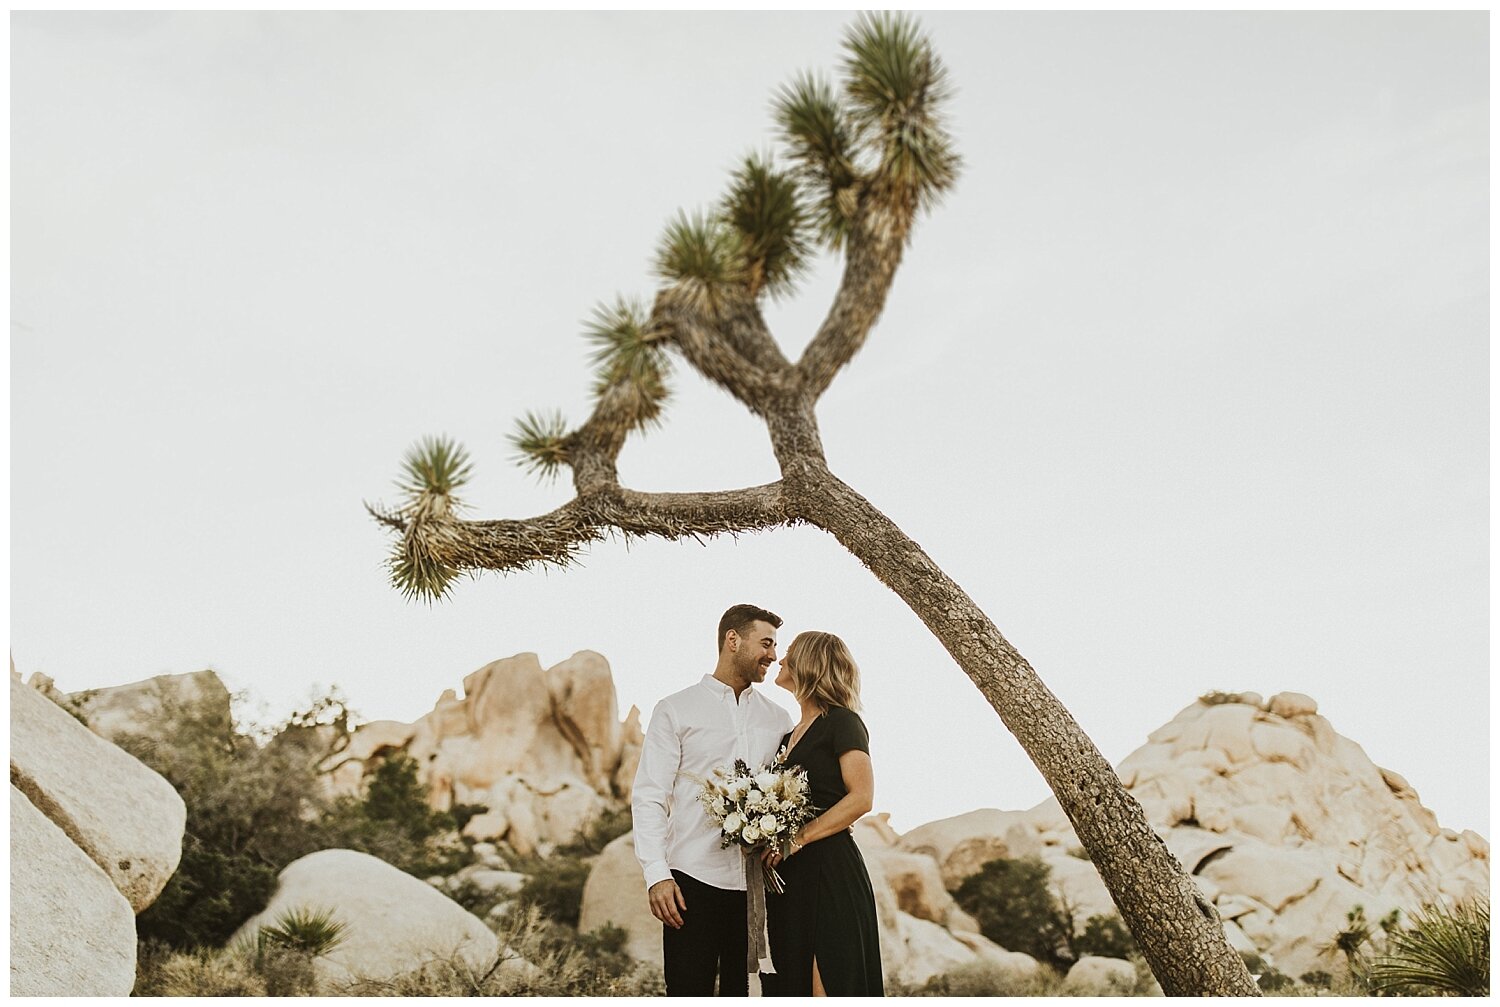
718,604,782,652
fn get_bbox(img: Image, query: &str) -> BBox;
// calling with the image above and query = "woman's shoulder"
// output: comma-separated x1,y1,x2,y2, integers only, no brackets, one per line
823,705,869,732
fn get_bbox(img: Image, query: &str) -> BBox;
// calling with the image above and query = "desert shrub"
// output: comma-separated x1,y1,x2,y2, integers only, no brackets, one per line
1076,913,1138,960
251,944,322,997
122,685,473,949
318,752,469,877
332,905,661,996
135,843,280,948
256,905,349,956
904,959,1064,996
1240,951,1293,993
557,806,634,857
451,802,490,834
133,943,269,997
1297,969,1332,989
1363,898,1488,997
119,687,343,948
514,852,593,927
952,856,1072,968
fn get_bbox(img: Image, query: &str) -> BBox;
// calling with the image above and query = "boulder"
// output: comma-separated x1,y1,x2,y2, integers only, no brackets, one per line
10,786,137,996
449,867,526,898
1063,955,1138,995
48,669,232,744
864,847,964,926
888,912,983,985
321,652,643,854
895,691,1488,981
230,849,498,984
897,808,1035,887
1267,692,1318,719
577,832,660,966
10,674,186,910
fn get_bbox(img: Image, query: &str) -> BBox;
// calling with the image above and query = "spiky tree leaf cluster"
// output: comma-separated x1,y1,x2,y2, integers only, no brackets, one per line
1363,899,1489,997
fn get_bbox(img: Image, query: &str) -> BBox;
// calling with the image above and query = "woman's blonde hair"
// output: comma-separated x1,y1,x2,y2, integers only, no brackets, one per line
785,631,862,712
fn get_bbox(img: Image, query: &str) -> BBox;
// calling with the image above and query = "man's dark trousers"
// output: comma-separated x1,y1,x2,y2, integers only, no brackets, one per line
662,870,748,996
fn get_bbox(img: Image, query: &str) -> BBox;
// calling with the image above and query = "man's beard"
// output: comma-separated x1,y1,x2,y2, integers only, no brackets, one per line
737,651,767,682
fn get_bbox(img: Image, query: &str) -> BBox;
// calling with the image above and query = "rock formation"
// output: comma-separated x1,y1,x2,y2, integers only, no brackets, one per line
230,849,502,985
10,787,138,996
321,652,644,855
575,821,1038,987
10,671,187,995
32,668,231,744
578,689,1486,988
899,691,1489,979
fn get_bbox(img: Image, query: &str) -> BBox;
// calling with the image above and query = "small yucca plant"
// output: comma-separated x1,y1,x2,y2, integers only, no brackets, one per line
257,905,350,957
1363,898,1488,997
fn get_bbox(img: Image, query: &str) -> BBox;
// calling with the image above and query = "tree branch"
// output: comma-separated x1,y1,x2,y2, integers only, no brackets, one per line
654,294,791,412
795,200,908,398
378,482,790,580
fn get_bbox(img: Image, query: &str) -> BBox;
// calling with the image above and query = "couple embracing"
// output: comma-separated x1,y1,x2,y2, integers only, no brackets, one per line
631,604,884,997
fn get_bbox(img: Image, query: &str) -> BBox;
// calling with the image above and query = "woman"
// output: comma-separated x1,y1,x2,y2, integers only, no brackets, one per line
760,631,884,996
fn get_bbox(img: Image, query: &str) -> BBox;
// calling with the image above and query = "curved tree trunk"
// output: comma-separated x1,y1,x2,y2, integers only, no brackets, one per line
793,467,1259,996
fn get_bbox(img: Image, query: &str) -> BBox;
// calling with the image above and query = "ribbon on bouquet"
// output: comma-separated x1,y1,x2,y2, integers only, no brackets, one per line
744,849,776,975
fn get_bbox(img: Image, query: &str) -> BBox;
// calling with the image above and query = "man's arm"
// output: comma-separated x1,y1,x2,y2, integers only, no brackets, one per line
631,699,688,928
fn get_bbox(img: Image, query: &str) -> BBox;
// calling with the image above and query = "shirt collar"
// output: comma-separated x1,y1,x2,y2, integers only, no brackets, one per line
700,674,752,701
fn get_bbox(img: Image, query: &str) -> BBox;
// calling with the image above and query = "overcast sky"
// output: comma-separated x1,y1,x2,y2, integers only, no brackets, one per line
11,12,1487,837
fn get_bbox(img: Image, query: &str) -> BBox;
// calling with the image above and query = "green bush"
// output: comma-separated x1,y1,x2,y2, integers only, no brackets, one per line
557,806,633,857
1240,951,1293,993
1076,913,1138,960
135,843,279,948
121,686,471,950
318,753,470,878
134,939,320,997
514,853,593,928
120,687,340,948
951,856,1072,968
256,905,349,957
900,959,1063,996
1364,898,1488,997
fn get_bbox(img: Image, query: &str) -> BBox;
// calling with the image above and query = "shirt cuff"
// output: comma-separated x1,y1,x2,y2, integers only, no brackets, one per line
642,860,673,889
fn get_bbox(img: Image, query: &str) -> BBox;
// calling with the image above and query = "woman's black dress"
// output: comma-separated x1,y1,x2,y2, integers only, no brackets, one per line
760,706,884,996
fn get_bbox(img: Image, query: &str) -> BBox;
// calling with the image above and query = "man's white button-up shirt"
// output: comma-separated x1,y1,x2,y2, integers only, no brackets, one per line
632,675,794,891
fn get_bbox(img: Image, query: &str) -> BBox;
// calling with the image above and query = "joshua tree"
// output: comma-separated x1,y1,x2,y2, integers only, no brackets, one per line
369,14,1256,995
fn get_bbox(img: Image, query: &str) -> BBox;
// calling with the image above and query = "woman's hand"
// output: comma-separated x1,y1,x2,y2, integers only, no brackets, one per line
761,845,783,869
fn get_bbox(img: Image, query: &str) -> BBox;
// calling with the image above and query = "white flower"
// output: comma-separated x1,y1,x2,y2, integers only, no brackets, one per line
711,797,728,817
723,812,744,835
759,814,779,833
729,778,751,797
746,789,763,806
755,771,779,792
742,824,762,843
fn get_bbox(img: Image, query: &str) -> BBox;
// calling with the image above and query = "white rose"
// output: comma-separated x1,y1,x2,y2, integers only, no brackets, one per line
723,812,744,835
755,771,779,792
712,797,728,817
759,814,779,833
746,789,763,806
742,824,762,843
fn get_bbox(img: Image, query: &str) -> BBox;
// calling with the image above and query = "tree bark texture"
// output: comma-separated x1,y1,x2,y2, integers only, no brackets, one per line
791,466,1260,997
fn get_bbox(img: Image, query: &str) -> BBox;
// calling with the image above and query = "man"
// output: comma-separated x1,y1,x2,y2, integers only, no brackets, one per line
632,604,794,996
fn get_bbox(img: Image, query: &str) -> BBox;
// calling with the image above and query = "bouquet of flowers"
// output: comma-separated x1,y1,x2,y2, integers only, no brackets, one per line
698,748,814,894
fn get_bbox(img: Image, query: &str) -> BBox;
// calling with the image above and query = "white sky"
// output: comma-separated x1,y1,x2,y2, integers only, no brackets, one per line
11,12,1488,836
